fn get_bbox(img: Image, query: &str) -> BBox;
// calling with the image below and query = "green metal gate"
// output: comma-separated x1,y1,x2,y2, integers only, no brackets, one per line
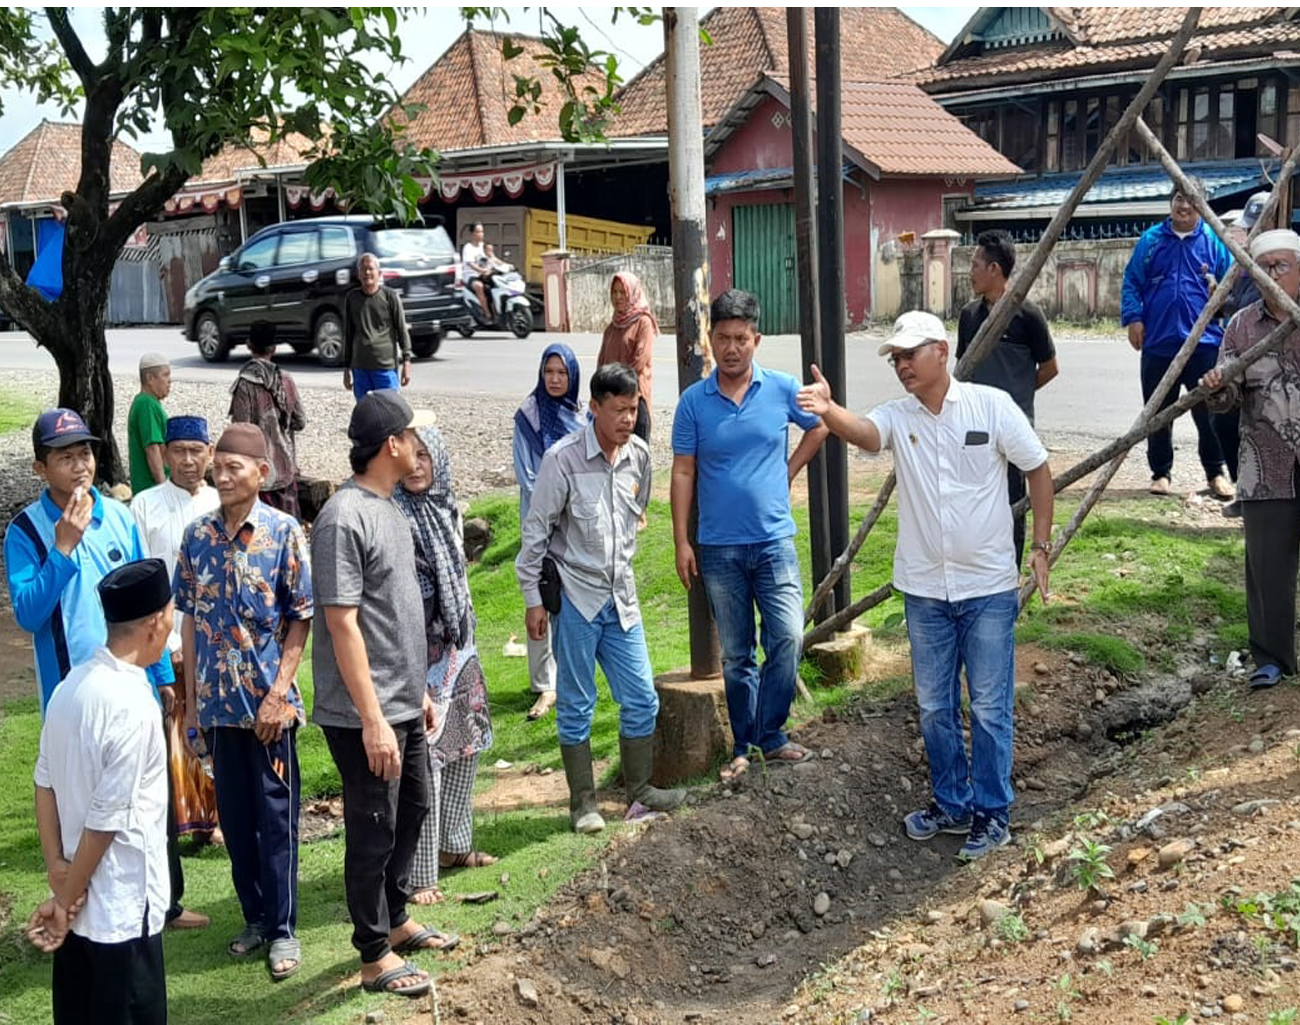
732,202,798,334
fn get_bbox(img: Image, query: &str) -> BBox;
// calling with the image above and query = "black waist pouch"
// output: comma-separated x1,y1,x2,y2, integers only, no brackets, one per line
539,555,562,614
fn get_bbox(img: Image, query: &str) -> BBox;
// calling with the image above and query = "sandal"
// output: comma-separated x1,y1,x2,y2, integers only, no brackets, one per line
391,924,460,954
440,850,497,870
527,692,556,720
268,937,301,982
767,742,815,766
227,924,265,957
360,960,430,997
1249,664,1283,689
719,756,750,782
410,887,445,906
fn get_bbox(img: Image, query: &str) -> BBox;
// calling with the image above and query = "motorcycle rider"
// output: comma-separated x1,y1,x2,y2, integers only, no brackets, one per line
461,223,493,320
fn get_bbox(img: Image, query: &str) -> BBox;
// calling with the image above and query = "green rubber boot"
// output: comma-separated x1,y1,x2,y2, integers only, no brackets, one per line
620,734,686,812
560,741,605,833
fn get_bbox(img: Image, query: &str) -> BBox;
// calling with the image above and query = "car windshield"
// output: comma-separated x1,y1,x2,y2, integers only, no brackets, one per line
369,227,455,261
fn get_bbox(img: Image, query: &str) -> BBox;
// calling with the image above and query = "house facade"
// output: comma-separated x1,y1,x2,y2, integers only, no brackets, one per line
918,7,1300,241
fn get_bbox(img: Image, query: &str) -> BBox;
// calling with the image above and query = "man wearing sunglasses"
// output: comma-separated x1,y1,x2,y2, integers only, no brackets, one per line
797,310,1054,860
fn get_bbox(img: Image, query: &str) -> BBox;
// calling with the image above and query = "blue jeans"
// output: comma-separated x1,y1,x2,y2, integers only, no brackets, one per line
698,538,804,758
351,368,400,401
551,594,659,745
904,589,1018,820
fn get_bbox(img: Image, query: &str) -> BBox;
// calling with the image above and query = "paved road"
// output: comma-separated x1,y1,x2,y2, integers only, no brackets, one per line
0,323,1198,453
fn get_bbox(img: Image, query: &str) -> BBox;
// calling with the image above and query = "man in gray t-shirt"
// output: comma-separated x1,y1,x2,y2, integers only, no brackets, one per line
310,389,457,997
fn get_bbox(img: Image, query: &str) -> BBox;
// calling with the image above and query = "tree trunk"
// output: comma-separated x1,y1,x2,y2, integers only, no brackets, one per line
50,262,120,483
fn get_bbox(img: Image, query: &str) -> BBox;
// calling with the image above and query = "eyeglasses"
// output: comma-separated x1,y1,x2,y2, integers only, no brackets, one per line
887,341,940,367
1261,260,1295,278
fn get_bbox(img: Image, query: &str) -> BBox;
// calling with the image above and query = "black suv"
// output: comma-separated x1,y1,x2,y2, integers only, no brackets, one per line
182,216,470,365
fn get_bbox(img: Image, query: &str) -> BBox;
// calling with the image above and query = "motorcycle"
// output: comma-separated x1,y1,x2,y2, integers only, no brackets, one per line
456,263,533,339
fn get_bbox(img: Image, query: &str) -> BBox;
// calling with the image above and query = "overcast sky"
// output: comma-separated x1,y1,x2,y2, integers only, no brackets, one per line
0,7,977,159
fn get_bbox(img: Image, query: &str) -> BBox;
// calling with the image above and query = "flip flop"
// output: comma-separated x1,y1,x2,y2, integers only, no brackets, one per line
766,742,815,767
1249,664,1283,689
227,924,266,957
391,925,460,954
440,850,497,869
268,937,301,982
360,961,431,997
719,756,750,782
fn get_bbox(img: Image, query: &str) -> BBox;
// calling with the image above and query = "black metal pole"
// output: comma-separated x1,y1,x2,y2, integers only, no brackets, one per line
814,7,850,614
788,7,833,621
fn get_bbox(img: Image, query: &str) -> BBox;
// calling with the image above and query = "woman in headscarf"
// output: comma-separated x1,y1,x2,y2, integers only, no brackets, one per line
395,423,496,902
598,271,658,443
513,343,585,720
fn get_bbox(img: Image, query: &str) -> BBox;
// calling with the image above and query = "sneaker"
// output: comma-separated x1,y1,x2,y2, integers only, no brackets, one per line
1222,499,1242,519
956,813,1011,861
903,802,972,841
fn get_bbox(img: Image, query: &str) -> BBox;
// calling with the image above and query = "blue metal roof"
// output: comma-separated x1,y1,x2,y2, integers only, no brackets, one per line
971,160,1265,211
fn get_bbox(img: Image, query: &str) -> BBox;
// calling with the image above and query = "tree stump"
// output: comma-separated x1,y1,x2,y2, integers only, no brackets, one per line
805,625,871,687
651,669,732,786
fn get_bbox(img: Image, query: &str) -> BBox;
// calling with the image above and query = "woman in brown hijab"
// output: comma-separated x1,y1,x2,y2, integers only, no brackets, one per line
597,271,658,442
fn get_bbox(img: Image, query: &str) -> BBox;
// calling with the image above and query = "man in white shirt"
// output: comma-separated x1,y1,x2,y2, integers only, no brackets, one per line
131,414,219,929
798,310,1054,860
460,222,491,319
32,558,174,1025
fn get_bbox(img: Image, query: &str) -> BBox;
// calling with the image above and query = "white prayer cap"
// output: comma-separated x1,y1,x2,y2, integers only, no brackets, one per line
1249,229,1300,259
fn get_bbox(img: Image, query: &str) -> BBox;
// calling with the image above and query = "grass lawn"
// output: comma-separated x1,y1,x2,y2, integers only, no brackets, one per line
0,384,41,435
0,477,1247,1023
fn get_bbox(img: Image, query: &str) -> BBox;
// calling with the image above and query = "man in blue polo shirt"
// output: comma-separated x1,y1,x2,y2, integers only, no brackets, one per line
5,408,174,713
671,289,828,783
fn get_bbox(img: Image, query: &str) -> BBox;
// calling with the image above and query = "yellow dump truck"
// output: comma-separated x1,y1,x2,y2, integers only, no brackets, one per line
456,206,653,287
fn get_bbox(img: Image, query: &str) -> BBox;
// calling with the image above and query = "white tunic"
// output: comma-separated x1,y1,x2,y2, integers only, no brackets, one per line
131,479,220,651
33,646,169,943
867,379,1048,602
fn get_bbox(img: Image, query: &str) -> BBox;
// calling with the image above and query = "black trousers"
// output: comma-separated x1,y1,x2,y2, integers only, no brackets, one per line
1139,348,1225,481
322,718,429,964
633,397,651,444
53,927,165,1025
1242,492,1300,676
162,710,184,922
206,726,300,941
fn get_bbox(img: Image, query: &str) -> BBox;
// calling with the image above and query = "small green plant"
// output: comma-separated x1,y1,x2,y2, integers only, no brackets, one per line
882,969,905,1003
1068,839,1116,892
1177,902,1207,928
1124,934,1159,960
1094,958,1114,978
1073,809,1111,831
1255,933,1275,974
1267,1010,1298,1025
997,912,1031,944
914,1008,937,1024
1055,973,1081,1021
1153,1014,1191,1025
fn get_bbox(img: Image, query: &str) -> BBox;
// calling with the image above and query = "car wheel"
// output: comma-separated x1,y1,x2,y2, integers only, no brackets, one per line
290,341,314,355
314,312,345,367
412,330,442,359
508,306,533,339
456,324,476,338
195,311,231,362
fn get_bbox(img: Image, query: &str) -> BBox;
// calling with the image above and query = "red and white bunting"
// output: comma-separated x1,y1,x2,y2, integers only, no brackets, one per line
163,185,244,216
433,161,557,202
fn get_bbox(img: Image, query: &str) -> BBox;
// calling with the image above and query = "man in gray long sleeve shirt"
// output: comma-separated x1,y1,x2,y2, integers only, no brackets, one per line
516,363,684,832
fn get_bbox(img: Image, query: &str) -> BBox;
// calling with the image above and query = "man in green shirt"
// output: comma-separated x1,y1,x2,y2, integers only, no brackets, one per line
342,253,413,401
128,353,171,494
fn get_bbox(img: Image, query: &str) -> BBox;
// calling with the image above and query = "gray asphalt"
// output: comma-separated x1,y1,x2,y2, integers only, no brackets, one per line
0,323,1197,454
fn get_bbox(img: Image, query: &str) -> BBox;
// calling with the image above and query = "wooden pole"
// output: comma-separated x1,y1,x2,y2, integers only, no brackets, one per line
802,9,1203,627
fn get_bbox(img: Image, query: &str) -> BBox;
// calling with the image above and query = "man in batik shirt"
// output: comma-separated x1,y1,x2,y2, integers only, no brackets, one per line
174,423,313,981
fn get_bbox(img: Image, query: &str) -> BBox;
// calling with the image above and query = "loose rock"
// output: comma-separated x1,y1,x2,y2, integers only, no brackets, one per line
514,978,540,1008
1158,839,1194,869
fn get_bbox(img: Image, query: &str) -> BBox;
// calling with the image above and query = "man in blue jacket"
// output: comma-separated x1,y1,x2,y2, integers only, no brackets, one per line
1121,177,1233,498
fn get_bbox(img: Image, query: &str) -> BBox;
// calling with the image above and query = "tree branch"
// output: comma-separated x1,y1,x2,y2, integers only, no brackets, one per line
45,7,96,89
102,166,190,253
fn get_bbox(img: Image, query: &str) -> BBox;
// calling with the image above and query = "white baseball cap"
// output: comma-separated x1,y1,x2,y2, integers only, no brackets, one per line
877,310,949,356
1249,229,1300,259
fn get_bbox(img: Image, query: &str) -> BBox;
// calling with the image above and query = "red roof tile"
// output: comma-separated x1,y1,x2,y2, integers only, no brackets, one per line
394,29,610,152
611,7,944,137
923,7,1300,90
191,126,321,184
0,120,142,206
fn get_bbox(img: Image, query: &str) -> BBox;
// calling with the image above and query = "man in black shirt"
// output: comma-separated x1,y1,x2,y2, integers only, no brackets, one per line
956,230,1059,566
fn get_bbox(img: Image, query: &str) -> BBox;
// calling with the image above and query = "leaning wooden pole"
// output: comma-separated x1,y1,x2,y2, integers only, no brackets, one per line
802,8,1201,632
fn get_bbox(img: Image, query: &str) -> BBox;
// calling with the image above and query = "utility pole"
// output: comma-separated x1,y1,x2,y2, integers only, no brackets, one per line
814,7,850,613
664,6,719,678
787,7,833,621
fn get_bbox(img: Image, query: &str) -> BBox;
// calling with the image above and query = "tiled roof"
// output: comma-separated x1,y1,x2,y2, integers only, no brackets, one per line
0,120,143,206
610,7,944,137
394,29,611,152
969,159,1264,211
191,126,320,184
923,7,1300,90
839,80,1022,177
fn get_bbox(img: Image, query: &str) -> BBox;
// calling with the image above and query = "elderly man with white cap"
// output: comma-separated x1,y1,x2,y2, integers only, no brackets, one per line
128,352,172,495
1202,228,1300,689
798,310,1054,860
